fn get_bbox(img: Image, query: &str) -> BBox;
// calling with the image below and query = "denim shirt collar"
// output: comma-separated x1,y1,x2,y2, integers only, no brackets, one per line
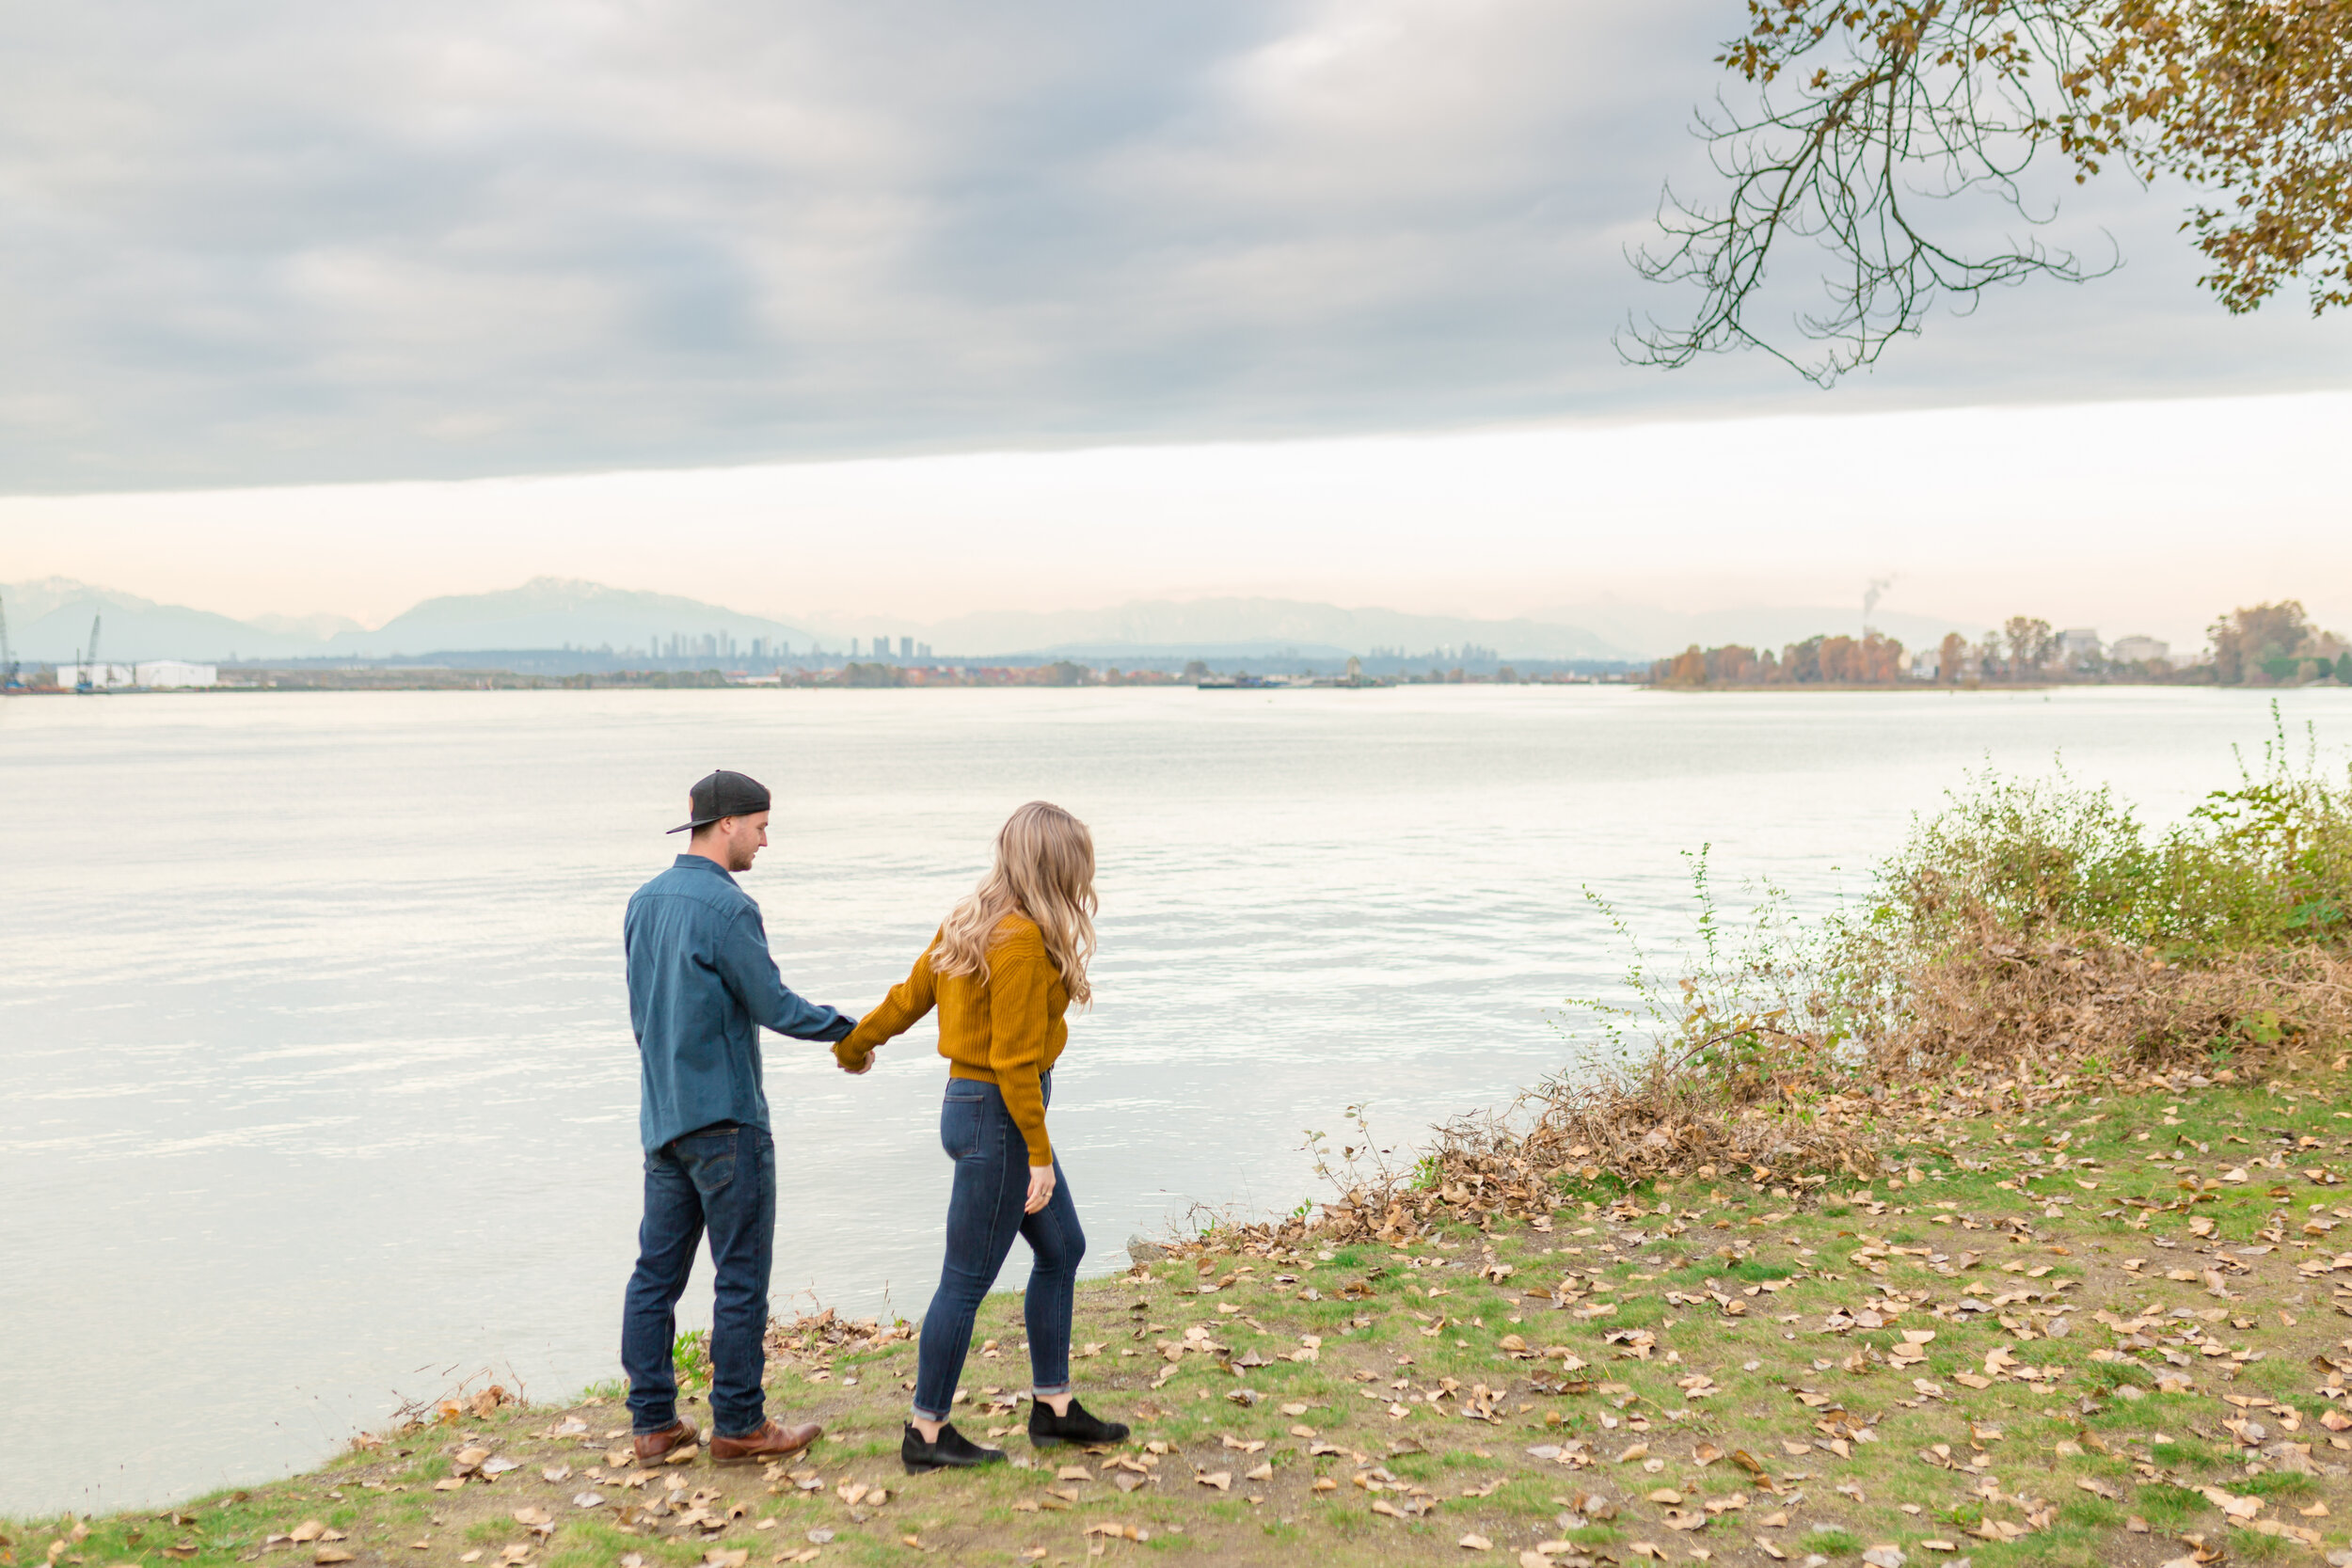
673,853,739,886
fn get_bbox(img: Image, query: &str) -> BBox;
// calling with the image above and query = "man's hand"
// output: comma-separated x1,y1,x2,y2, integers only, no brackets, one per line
1025,1164,1056,1214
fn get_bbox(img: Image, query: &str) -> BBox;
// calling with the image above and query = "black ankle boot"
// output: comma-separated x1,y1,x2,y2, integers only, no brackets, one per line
1028,1397,1130,1447
901,1421,1006,1474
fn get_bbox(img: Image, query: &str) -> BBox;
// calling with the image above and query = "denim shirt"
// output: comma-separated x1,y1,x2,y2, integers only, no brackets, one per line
624,855,855,1150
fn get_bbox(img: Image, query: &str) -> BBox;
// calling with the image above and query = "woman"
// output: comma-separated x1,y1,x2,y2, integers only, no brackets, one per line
835,800,1130,1472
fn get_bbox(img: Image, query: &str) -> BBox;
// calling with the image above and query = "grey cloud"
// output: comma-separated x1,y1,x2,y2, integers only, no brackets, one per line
1,0,2347,492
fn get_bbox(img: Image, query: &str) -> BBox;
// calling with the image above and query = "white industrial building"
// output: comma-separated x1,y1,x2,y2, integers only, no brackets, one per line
2109,635,2170,668
52,661,217,689
135,660,218,688
53,662,138,688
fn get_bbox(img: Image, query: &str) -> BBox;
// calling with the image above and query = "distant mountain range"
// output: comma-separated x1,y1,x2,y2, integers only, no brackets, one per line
0,576,1978,665
1,578,813,662
860,598,1973,663
900,599,1629,662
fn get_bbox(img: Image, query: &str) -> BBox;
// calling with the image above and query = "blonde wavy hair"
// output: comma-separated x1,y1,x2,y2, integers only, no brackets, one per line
931,801,1097,1005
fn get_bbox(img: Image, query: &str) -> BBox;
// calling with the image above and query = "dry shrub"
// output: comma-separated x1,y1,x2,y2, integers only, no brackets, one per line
1280,942,2352,1253
1873,919,2352,1081
1252,731,2352,1253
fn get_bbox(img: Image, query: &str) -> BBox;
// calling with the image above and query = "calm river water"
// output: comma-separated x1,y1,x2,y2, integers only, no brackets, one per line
2,684,2344,1513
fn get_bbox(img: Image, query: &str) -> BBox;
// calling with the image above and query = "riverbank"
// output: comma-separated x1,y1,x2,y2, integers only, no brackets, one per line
19,1072,2352,1568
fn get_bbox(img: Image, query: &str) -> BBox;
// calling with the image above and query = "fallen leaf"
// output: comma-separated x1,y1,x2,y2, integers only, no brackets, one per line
2199,1486,2263,1521
1197,1471,1232,1491
1458,1533,1494,1551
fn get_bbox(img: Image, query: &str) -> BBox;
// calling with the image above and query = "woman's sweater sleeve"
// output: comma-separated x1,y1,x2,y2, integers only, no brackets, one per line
989,928,1057,1167
834,938,939,1069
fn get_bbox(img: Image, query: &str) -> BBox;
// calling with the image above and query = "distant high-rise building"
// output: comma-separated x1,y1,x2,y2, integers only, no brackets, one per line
875,634,893,662
2058,627,2101,660
917,642,932,660
2111,634,2170,667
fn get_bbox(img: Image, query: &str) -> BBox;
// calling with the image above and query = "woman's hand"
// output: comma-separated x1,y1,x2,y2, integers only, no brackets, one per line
1025,1164,1057,1214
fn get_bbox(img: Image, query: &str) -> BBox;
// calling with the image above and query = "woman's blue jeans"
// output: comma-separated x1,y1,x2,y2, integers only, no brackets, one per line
913,1071,1085,1422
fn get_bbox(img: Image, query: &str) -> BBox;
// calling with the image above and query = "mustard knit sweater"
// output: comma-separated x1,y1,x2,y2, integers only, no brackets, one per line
835,913,1069,1166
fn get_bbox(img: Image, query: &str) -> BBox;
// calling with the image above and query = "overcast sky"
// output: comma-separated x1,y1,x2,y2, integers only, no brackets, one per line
2,1,2347,633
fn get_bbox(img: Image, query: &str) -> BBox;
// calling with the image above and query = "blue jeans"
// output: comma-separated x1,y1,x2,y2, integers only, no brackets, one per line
621,1121,775,1437
913,1072,1085,1421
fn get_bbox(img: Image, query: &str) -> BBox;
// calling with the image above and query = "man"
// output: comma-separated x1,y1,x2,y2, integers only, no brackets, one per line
620,768,858,1464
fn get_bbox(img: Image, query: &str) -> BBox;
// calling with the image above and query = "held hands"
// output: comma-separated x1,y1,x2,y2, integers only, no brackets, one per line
833,1037,877,1075
1025,1164,1056,1214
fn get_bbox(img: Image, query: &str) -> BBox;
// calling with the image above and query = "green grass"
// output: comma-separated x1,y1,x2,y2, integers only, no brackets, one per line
29,1076,2352,1568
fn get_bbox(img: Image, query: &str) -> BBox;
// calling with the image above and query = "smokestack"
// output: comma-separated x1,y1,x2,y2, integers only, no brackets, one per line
1863,575,1896,634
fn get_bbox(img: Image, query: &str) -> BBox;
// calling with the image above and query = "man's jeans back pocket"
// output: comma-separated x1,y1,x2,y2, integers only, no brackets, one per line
677,1129,738,1197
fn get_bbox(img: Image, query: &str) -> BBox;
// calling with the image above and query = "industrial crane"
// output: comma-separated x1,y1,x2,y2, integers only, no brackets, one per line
76,613,103,693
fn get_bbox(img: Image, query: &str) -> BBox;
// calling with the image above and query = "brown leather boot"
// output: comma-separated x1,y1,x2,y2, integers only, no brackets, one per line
709,1418,822,1464
632,1418,699,1464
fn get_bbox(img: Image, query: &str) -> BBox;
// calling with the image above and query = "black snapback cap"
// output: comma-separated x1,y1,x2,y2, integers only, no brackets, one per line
668,769,772,833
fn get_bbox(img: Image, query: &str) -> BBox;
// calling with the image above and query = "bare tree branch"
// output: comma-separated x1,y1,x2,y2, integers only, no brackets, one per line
1626,1,2352,383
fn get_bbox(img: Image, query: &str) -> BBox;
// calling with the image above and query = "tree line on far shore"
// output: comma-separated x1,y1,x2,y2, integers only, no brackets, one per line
1649,602,2351,689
